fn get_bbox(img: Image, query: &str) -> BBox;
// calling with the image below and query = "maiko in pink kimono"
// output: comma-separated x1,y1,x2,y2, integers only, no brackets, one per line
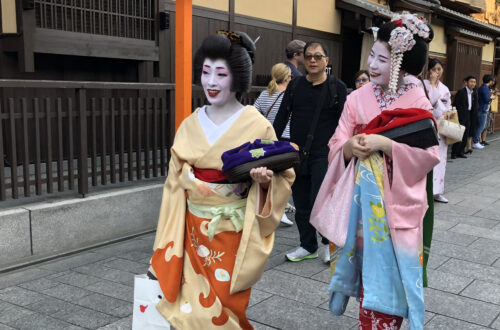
314,13,440,330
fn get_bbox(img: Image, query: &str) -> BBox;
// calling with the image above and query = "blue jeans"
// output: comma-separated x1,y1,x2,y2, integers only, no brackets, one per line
292,156,329,253
473,111,488,143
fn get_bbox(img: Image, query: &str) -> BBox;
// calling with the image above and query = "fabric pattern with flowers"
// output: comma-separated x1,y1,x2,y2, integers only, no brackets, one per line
372,83,417,111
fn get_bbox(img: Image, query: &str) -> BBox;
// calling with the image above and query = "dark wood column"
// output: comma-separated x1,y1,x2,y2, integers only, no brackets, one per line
446,33,486,90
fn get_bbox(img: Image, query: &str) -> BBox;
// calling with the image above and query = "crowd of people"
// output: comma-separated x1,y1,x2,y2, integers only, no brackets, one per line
139,10,496,330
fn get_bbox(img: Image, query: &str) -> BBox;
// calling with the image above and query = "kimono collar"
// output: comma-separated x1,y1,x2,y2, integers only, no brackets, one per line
373,83,417,111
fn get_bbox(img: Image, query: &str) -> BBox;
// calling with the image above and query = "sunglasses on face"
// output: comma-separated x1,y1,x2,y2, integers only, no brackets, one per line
304,54,326,61
355,77,369,83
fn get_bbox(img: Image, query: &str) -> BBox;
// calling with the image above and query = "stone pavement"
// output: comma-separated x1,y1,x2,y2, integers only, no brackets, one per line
0,134,499,330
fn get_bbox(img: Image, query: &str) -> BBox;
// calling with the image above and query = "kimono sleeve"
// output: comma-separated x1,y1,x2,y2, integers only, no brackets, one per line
152,128,187,251
328,96,357,164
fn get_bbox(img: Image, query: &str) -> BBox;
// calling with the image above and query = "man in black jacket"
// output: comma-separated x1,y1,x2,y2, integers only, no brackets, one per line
274,41,347,264
451,75,478,159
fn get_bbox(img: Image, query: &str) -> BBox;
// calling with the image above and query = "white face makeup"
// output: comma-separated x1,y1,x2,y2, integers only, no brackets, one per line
201,58,234,107
367,41,391,87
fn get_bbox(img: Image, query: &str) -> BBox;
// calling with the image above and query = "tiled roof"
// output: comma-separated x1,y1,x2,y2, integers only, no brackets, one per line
337,0,393,18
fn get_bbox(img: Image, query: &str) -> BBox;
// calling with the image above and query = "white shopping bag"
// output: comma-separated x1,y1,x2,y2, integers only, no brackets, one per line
132,274,171,330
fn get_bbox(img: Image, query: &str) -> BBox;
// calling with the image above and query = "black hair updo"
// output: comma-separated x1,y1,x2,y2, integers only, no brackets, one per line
193,31,256,95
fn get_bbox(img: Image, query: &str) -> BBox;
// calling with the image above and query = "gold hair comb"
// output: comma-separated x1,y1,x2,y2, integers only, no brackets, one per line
216,30,242,43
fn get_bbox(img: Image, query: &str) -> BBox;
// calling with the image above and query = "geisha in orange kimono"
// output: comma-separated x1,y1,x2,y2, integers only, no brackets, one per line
148,32,294,329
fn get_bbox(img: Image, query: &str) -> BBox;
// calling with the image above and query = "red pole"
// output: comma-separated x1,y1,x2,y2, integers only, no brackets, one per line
175,0,192,131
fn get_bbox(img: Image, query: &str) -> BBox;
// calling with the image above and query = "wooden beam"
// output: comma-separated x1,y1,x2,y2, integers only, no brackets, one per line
229,0,235,31
175,0,192,130
33,28,159,61
292,0,297,39
19,6,35,72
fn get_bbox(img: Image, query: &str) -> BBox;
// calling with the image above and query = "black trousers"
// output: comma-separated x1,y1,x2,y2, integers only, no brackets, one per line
452,110,470,156
292,155,329,253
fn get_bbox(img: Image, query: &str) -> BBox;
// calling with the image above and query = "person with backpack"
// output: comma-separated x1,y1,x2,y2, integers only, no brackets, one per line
274,41,347,263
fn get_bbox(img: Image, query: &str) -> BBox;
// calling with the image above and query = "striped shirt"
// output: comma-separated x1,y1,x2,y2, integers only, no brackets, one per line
254,90,290,139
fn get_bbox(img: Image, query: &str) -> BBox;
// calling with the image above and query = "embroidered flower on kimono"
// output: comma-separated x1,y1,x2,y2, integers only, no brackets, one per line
370,202,386,218
180,301,192,314
215,268,230,282
418,245,424,266
197,245,210,258
373,83,416,111
250,148,265,158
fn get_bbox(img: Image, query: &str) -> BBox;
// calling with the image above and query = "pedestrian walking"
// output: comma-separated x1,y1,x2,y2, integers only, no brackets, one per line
473,74,495,149
284,39,306,79
274,41,348,263
147,31,294,329
323,12,439,329
424,58,454,203
451,76,478,158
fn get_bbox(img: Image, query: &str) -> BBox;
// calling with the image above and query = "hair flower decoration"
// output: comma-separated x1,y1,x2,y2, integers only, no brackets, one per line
386,12,430,93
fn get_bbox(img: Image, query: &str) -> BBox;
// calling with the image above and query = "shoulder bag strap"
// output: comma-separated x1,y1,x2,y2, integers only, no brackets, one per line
287,77,301,122
265,91,285,118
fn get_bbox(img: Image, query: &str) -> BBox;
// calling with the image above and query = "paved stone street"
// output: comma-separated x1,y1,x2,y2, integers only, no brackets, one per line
0,134,499,329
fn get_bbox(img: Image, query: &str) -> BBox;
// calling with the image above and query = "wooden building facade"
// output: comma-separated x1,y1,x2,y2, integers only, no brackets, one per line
0,0,347,85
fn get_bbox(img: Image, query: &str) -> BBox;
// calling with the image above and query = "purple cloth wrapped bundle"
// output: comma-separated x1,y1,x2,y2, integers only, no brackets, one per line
221,139,299,182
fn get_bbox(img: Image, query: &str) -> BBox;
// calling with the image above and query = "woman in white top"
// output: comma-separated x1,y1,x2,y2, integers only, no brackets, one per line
254,63,294,225
254,63,292,139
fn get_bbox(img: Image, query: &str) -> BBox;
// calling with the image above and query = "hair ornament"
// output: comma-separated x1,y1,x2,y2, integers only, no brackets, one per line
387,12,430,93
216,30,242,43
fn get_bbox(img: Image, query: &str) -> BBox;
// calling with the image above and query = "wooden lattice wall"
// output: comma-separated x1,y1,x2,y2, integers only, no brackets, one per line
34,0,156,40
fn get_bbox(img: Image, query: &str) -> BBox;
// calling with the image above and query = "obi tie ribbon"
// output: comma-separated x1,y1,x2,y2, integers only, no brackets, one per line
186,199,247,241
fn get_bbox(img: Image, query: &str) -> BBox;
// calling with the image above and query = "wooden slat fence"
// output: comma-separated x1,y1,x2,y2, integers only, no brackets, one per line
0,80,175,201
0,80,264,202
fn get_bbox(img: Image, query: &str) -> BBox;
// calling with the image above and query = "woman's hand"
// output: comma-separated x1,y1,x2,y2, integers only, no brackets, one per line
429,70,439,84
359,134,393,158
343,134,371,161
250,167,273,190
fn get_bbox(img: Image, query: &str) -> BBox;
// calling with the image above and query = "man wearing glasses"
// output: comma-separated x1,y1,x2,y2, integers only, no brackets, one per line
274,41,347,264
284,40,306,79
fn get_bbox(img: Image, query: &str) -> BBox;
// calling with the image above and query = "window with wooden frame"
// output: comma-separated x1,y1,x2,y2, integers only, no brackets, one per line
34,0,156,40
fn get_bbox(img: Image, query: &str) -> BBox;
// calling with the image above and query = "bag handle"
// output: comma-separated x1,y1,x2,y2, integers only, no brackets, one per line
265,91,284,118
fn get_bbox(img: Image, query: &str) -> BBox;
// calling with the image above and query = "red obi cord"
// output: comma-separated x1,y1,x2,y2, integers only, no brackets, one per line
193,167,228,183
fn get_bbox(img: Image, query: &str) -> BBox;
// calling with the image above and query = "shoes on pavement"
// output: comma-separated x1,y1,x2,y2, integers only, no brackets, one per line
481,141,489,146
285,202,296,213
286,247,318,262
451,154,457,159
457,154,467,158
280,213,294,226
472,142,485,149
465,150,473,155
318,244,330,264
434,194,448,203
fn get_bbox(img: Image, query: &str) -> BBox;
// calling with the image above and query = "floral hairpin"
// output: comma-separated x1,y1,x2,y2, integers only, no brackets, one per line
216,30,242,43
387,12,430,93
